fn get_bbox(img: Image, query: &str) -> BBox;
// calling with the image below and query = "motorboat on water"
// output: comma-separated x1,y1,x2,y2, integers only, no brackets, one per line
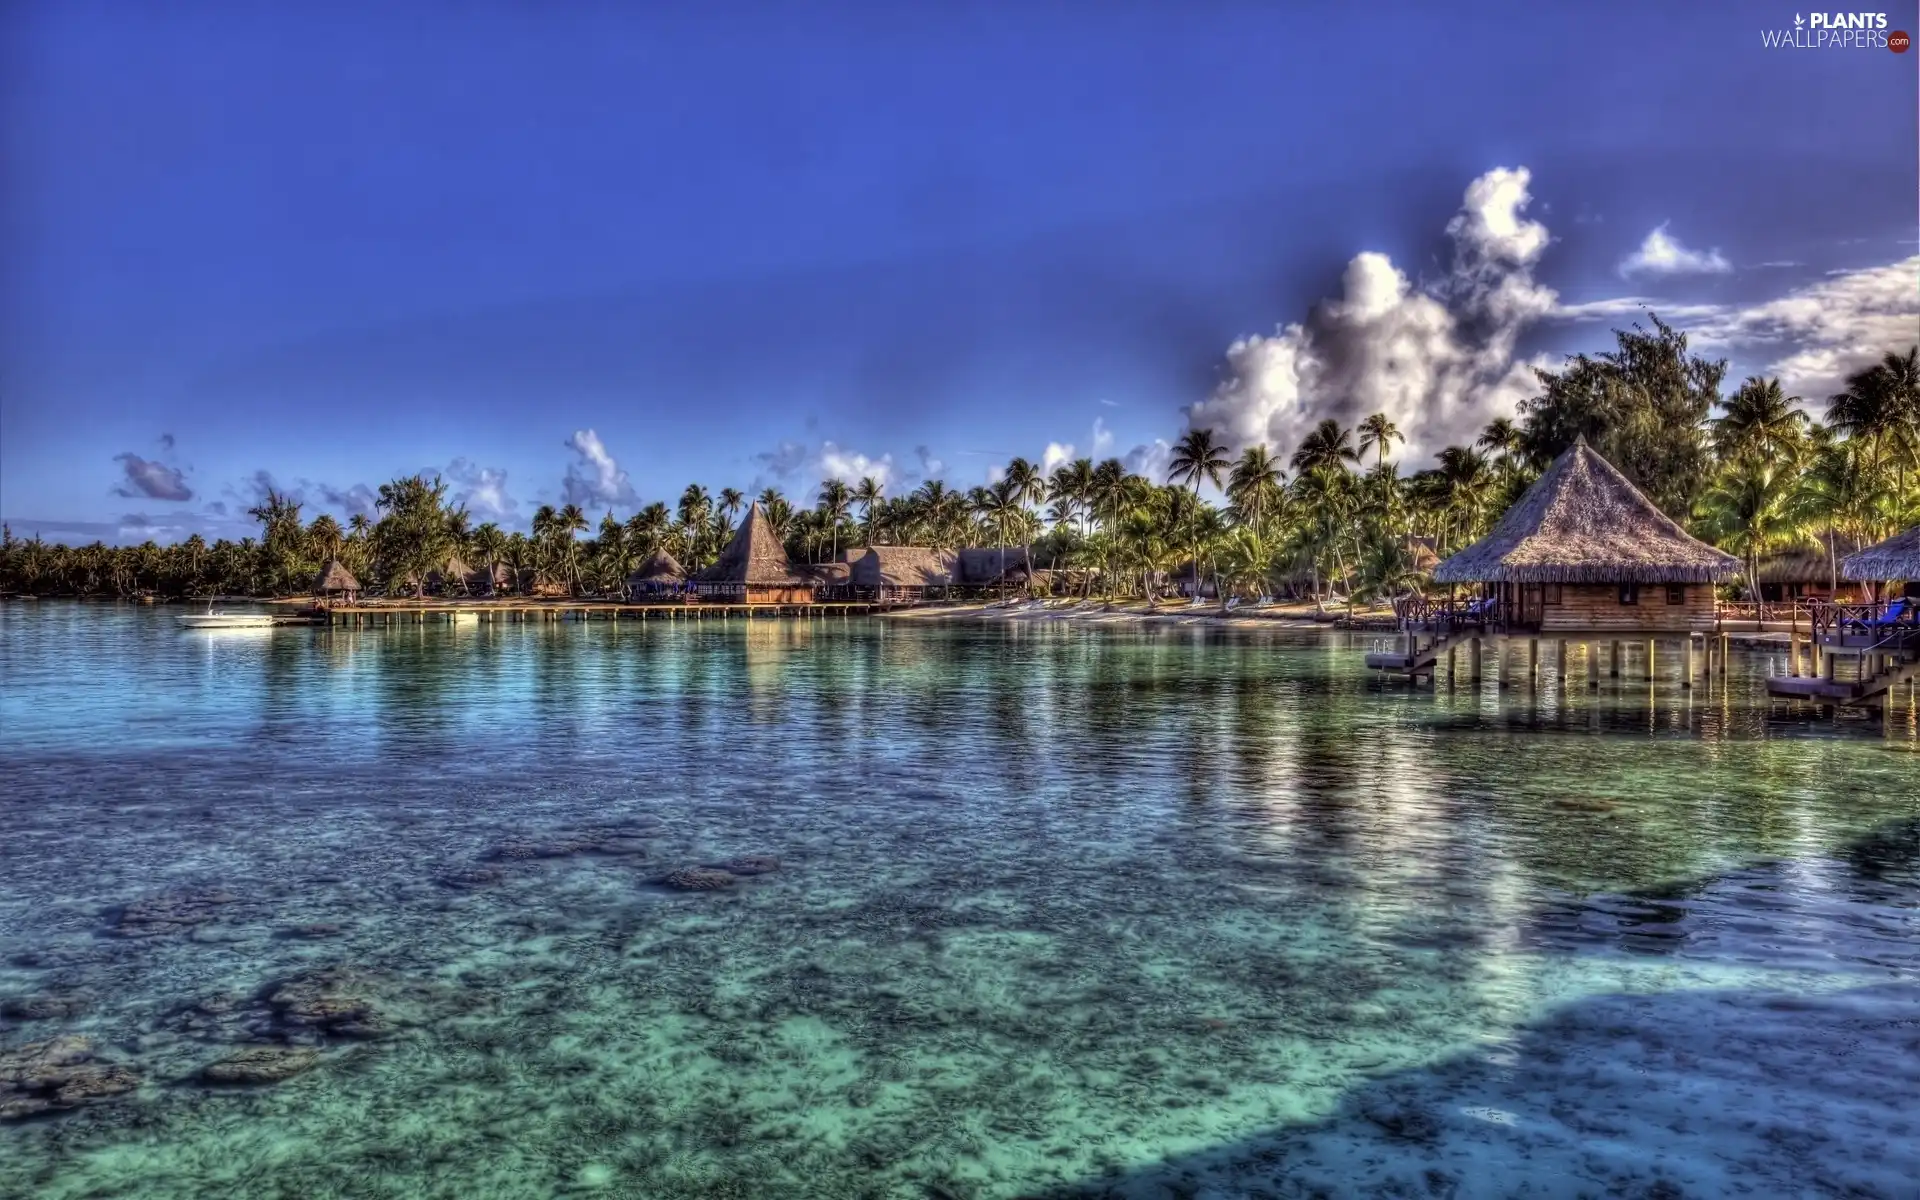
176,602,278,629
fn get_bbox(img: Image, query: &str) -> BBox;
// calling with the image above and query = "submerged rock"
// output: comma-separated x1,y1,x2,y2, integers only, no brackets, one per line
0,1036,140,1120
437,866,504,890
261,969,392,1039
0,990,94,1021
201,1046,320,1085
660,867,737,892
106,888,237,937
710,855,780,876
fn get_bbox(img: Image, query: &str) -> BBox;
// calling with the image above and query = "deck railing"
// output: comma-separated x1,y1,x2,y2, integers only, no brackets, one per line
1808,598,1918,645
1393,595,1503,634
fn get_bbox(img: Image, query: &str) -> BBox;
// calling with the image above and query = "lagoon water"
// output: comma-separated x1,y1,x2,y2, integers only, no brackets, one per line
1,602,1916,1199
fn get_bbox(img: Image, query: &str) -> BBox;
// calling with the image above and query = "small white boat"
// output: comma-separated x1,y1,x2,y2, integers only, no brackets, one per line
177,603,277,630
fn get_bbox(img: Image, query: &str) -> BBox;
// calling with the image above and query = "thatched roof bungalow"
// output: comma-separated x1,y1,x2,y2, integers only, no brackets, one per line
1843,525,1920,591
851,546,955,592
626,550,687,596
1432,437,1739,632
956,547,1030,587
471,561,514,596
1753,534,1863,601
694,503,814,603
314,559,359,602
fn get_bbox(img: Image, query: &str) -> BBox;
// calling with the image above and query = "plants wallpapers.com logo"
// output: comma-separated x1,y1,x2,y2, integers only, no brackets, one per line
1760,10,1907,49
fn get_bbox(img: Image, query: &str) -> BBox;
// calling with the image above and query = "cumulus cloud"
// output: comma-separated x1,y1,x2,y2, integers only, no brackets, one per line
752,439,895,490
446,459,517,522
818,442,894,486
1186,165,1557,464
560,429,637,509
1687,256,1920,399
112,453,193,501
1618,224,1731,277
1124,438,1173,482
1040,442,1075,476
913,445,945,481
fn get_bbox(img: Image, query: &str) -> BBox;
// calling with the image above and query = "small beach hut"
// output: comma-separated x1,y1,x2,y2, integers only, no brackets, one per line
955,547,1030,592
850,546,955,600
1842,525,1920,597
313,559,360,604
471,562,513,596
625,550,688,600
1753,534,1864,603
1431,437,1740,632
694,503,814,604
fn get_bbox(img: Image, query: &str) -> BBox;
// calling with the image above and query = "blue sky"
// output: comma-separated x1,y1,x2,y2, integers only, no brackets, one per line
2,1,1915,543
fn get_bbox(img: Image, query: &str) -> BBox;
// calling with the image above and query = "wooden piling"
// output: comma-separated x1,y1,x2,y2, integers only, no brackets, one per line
1469,637,1482,684
1609,640,1621,677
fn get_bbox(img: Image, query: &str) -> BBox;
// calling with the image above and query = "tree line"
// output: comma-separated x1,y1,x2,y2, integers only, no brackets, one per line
3,319,1915,604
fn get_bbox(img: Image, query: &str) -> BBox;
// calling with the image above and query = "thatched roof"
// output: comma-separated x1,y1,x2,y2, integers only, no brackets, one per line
1432,438,1740,585
627,550,686,586
696,503,807,585
314,559,359,593
956,546,1030,585
851,546,955,588
1755,534,1863,584
1843,525,1920,582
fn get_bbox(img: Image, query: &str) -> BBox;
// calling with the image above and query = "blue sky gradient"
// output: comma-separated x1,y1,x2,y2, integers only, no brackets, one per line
2,1,1915,541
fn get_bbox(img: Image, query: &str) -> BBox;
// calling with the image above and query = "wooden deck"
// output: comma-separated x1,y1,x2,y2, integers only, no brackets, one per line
310,601,894,626
1365,628,1733,690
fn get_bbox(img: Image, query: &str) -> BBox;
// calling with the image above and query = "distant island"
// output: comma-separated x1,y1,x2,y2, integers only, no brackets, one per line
4,323,1915,609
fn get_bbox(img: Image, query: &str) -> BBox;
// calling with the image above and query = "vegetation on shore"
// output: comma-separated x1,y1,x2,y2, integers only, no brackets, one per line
2,321,1915,602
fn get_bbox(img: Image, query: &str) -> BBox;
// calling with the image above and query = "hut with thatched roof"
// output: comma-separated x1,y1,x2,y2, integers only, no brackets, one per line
626,550,688,599
1432,437,1739,632
1753,534,1864,603
472,561,514,596
850,546,955,598
694,503,814,603
955,547,1030,590
314,559,360,603
1843,525,1920,594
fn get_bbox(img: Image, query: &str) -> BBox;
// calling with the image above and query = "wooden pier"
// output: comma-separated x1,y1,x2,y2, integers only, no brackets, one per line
1763,600,1919,710
309,601,893,627
1366,627,1731,691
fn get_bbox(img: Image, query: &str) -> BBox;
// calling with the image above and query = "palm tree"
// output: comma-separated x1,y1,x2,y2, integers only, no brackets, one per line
852,476,884,546
816,478,852,561
718,488,745,525
1169,428,1230,598
1049,457,1095,536
1003,457,1046,582
1477,417,1522,464
1290,419,1359,475
1356,413,1403,471
1090,458,1128,536
1713,376,1807,466
1226,445,1285,536
472,523,508,594
557,503,589,594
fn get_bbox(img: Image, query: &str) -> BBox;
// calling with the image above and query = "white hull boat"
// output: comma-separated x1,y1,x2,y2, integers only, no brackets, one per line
176,611,277,629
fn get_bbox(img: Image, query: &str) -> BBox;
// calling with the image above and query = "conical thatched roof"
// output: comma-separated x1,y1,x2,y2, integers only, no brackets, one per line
696,503,806,585
1842,525,1920,582
627,550,686,586
314,559,359,592
1432,438,1740,585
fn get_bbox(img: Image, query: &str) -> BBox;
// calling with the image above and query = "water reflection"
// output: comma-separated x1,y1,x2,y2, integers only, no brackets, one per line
0,603,1913,1199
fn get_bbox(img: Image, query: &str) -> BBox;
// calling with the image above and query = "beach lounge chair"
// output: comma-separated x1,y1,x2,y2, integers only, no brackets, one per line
1844,598,1909,634
1223,597,1241,612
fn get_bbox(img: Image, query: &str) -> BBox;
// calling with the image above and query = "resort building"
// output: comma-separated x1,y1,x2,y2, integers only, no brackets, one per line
848,546,955,600
625,550,687,600
314,559,360,604
1431,437,1739,633
693,503,814,604
1753,535,1863,603
1842,525,1920,597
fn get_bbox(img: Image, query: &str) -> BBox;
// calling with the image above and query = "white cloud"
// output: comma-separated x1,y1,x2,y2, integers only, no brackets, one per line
1040,441,1075,476
447,459,518,522
1618,223,1731,277
560,429,638,510
1124,438,1173,483
1687,256,1920,399
1090,417,1114,457
817,441,894,486
1186,165,1557,465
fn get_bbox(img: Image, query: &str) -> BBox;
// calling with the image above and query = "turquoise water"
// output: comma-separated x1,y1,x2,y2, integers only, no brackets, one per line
1,602,1915,1199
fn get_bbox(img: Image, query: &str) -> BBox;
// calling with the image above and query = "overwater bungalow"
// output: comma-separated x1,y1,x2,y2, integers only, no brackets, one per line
1430,437,1739,633
1842,525,1920,596
625,550,688,600
314,559,360,604
693,503,814,604
1375,438,1740,686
